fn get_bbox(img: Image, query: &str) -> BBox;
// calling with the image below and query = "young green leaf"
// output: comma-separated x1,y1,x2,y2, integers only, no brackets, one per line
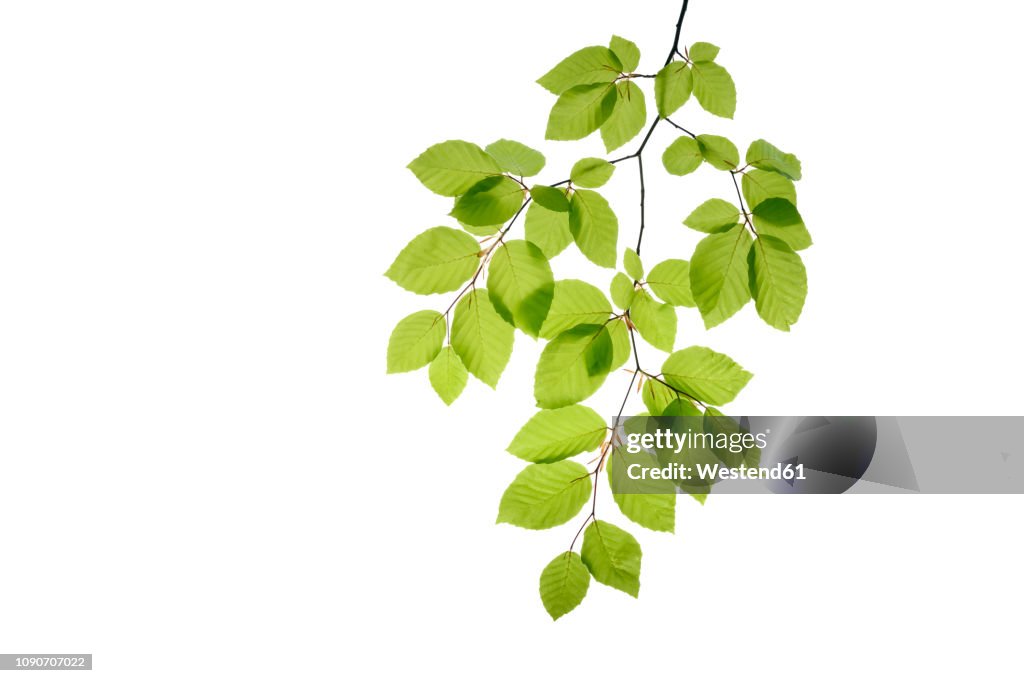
610,272,636,309
539,552,591,620
451,289,514,388
662,136,702,176
609,35,641,72
537,46,623,95
690,225,753,328
696,134,740,170
428,346,468,405
407,140,502,196
535,324,614,408
497,461,592,530
751,198,812,250
530,185,571,212
450,175,525,227
569,189,618,268
581,520,642,597
386,310,445,374
741,169,797,209
749,235,807,331
525,202,573,259
545,83,618,141
485,139,546,177
608,450,676,532
646,259,696,307
684,198,741,233
539,279,613,339
630,289,677,352
661,345,753,406
570,158,615,188
623,248,644,281
601,82,647,153
458,219,503,237
689,41,720,62
745,139,802,180
608,318,632,371
654,62,692,117
508,405,608,463
385,226,481,294
642,379,698,416
487,240,555,338
691,61,736,118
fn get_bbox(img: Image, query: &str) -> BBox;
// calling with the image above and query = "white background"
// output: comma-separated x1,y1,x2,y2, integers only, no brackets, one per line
1,0,1022,680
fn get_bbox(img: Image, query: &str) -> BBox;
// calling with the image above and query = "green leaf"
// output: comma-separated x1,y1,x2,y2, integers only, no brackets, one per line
600,82,647,153
684,198,741,233
569,189,618,268
751,198,812,250
525,202,573,259
690,224,753,329
610,272,636,309
450,175,525,227
451,289,514,388
696,134,740,170
749,235,807,331
535,324,614,408
609,35,640,72
630,289,676,353
608,318,632,370
487,240,555,338
539,279,612,339
662,136,702,176
386,310,445,373
745,139,802,180
539,552,590,620
646,259,696,307
581,520,641,597
691,61,736,119
570,158,615,188
537,46,622,95
623,248,644,281
385,227,480,294
608,450,676,532
662,346,753,405
508,405,608,463
530,185,570,212
407,140,502,196
458,220,502,237
428,346,468,405
485,139,546,177
545,83,618,141
497,461,591,530
642,379,699,416
741,169,797,209
689,42,720,62
654,63,692,117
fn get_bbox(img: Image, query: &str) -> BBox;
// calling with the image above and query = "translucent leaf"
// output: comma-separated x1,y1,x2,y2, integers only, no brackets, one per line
690,225,753,329
608,318,632,371
539,552,590,620
696,134,740,170
742,169,796,210
451,289,514,388
386,310,445,373
630,289,677,352
535,324,614,408
689,42,720,62
530,185,570,212
540,279,612,339
600,82,647,153
385,226,480,294
691,61,736,119
496,461,591,530
525,202,573,259
537,46,622,95
745,139,802,180
487,240,555,338
684,198,741,233
609,35,640,72
508,405,607,463
654,62,692,118
749,235,807,331
608,450,676,532
450,175,525,227
459,219,502,237
545,83,618,141
751,198,812,250
570,158,615,188
485,139,546,177
428,346,468,405
662,136,702,176
407,140,502,196
646,259,696,307
623,248,644,281
569,189,618,268
581,520,642,597
661,345,753,405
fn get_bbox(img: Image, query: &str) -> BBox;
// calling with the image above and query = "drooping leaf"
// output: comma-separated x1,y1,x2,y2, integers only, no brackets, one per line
385,227,480,294
508,405,608,463
608,318,632,370
458,219,503,237
654,62,692,117
661,345,753,405
545,83,618,141
749,235,808,331
487,240,555,338
537,46,622,95
662,136,702,176
691,61,736,119
569,189,618,268
450,175,525,227
689,224,753,328
428,346,468,405
530,185,570,212
751,198,812,250
497,461,592,530
630,288,677,353
642,379,698,416
609,35,640,72
535,324,614,408
581,520,642,597
696,134,740,170
539,552,590,620
684,198,741,233
485,139,546,177
539,279,612,339
623,248,644,281
745,139,802,180
742,169,797,209
451,289,514,388
407,140,502,196
525,202,573,259
646,259,696,307
610,272,637,310
601,81,647,152
570,158,615,188
608,450,676,532
689,41,720,62
386,310,445,373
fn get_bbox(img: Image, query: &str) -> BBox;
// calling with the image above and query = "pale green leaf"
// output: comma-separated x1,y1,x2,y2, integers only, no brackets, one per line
662,136,702,176
569,189,618,268
690,225,753,329
581,520,641,597
662,345,753,405
450,175,525,227
609,35,640,72
487,240,555,338
610,272,637,310
428,346,468,405
539,552,590,620
385,227,480,294
696,134,740,170
745,139,802,180
530,185,570,212
570,158,615,188
684,198,741,233
689,42,720,62
539,279,612,339
654,62,692,117
545,83,618,141
642,379,698,416
691,61,736,118
741,169,796,209
749,235,807,331
408,140,502,196
630,289,676,352
623,248,644,281
535,324,614,408
600,82,647,153
646,259,695,307
508,405,608,463
387,310,445,373
458,219,502,237
525,202,573,258
608,318,632,370
497,461,591,530
537,46,622,95
451,289,514,388
751,198,812,250
485,139,546,177
608,450,676,532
